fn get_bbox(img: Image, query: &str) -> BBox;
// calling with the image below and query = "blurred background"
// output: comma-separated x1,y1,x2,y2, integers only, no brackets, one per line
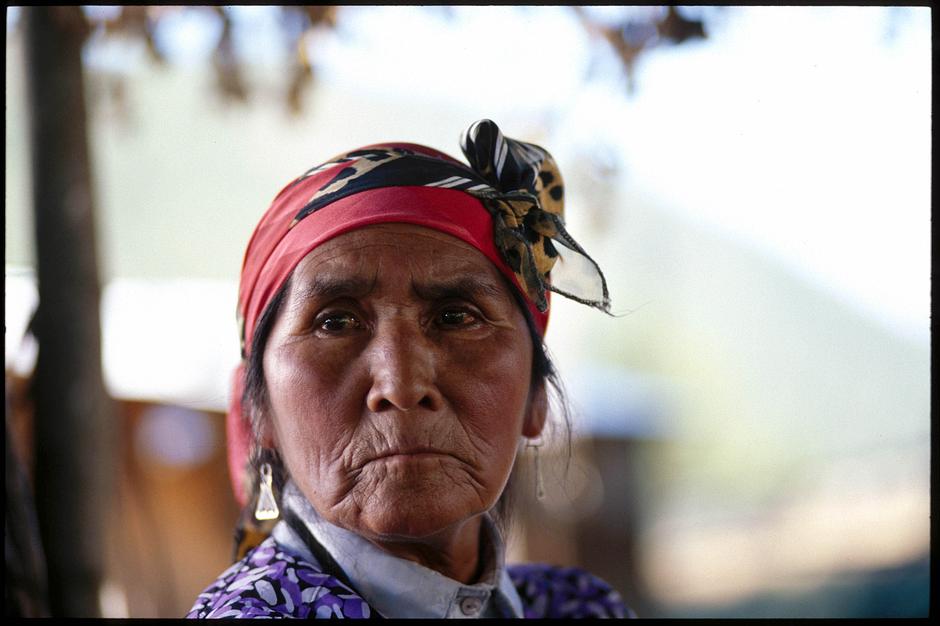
4,5,930,618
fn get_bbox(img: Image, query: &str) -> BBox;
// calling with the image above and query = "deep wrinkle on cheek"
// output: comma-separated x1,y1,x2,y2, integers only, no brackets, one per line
269,389,364,507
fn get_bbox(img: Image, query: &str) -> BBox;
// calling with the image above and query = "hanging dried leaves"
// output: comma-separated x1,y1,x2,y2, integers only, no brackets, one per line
27,6,709,117
280,6,338,115
211,7,249,103
658,6,707,45
573,6,708,94
62,5,341,115
95,5,167,65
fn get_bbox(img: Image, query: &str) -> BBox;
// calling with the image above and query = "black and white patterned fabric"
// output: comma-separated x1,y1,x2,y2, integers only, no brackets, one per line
284,119,610,315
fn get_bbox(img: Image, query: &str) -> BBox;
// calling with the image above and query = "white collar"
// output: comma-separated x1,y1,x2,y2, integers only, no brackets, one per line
272,480,524,619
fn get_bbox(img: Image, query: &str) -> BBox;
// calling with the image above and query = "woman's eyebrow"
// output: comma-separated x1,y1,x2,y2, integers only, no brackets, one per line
293,275,376,303
411,276,505,302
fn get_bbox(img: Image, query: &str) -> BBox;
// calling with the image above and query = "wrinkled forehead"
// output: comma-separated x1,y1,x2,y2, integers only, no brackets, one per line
288,223,518,303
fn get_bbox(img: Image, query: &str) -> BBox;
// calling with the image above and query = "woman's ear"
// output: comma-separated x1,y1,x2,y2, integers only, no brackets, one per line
523,383,548,438
260,427,276,450
254,408,278,450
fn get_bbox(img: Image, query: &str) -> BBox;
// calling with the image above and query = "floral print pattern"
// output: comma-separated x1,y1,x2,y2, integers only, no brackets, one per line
187,537,631,619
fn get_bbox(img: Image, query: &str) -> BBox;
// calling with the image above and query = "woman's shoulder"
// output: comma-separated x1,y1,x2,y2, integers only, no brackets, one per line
185,536,372,619
507,562,635,618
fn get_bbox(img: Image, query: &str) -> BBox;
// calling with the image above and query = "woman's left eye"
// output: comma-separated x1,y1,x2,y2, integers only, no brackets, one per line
437,308,479,328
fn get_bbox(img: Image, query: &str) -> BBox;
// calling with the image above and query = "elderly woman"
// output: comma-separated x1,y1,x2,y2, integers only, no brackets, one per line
187,120,629,619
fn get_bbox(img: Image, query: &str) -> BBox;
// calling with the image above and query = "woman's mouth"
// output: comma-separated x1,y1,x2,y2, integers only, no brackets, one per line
370,447,453,463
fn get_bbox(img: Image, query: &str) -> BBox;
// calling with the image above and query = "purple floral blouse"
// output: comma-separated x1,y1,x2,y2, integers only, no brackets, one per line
187,536,632,619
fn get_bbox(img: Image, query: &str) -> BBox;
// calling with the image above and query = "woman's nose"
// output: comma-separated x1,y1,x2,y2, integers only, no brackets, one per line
365,322,443,413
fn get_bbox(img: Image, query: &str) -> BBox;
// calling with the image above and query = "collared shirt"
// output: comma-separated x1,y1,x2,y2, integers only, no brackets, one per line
272,480,525,619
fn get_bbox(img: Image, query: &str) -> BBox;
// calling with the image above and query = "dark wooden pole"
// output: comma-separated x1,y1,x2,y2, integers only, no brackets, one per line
5,403,51,617
23,6,116,617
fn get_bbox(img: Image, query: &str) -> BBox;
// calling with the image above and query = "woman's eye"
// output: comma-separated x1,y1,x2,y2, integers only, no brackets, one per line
437,308,478,328
317,313,361,333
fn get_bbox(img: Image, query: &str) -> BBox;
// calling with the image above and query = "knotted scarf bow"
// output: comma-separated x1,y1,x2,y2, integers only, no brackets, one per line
460,119,610,313
283,119,610,317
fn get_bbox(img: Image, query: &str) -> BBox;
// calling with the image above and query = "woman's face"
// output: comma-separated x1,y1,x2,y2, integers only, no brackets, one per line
261,223,546,547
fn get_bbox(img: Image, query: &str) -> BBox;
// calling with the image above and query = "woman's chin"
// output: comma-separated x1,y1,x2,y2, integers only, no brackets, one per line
352,485,484,541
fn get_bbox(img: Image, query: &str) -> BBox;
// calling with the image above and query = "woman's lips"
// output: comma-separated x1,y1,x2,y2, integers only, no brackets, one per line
370,447,453,462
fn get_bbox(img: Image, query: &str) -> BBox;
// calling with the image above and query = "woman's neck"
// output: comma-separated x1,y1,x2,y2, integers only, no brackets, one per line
367,516,485,583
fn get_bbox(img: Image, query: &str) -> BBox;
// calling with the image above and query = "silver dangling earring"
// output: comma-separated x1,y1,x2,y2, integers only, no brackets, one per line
254,462,280,521
527,437,545,501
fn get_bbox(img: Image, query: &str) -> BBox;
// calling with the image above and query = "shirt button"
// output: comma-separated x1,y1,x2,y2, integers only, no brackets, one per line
459,596,483,616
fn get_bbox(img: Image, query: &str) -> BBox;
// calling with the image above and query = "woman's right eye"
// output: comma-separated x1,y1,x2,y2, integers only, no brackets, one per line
316,312,362,333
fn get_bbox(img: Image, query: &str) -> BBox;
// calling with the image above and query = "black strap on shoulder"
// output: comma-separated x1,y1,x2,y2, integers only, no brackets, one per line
282,508,384,619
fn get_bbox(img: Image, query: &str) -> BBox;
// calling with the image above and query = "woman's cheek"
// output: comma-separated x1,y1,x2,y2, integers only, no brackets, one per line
451,338,530,408
267,346,350,460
